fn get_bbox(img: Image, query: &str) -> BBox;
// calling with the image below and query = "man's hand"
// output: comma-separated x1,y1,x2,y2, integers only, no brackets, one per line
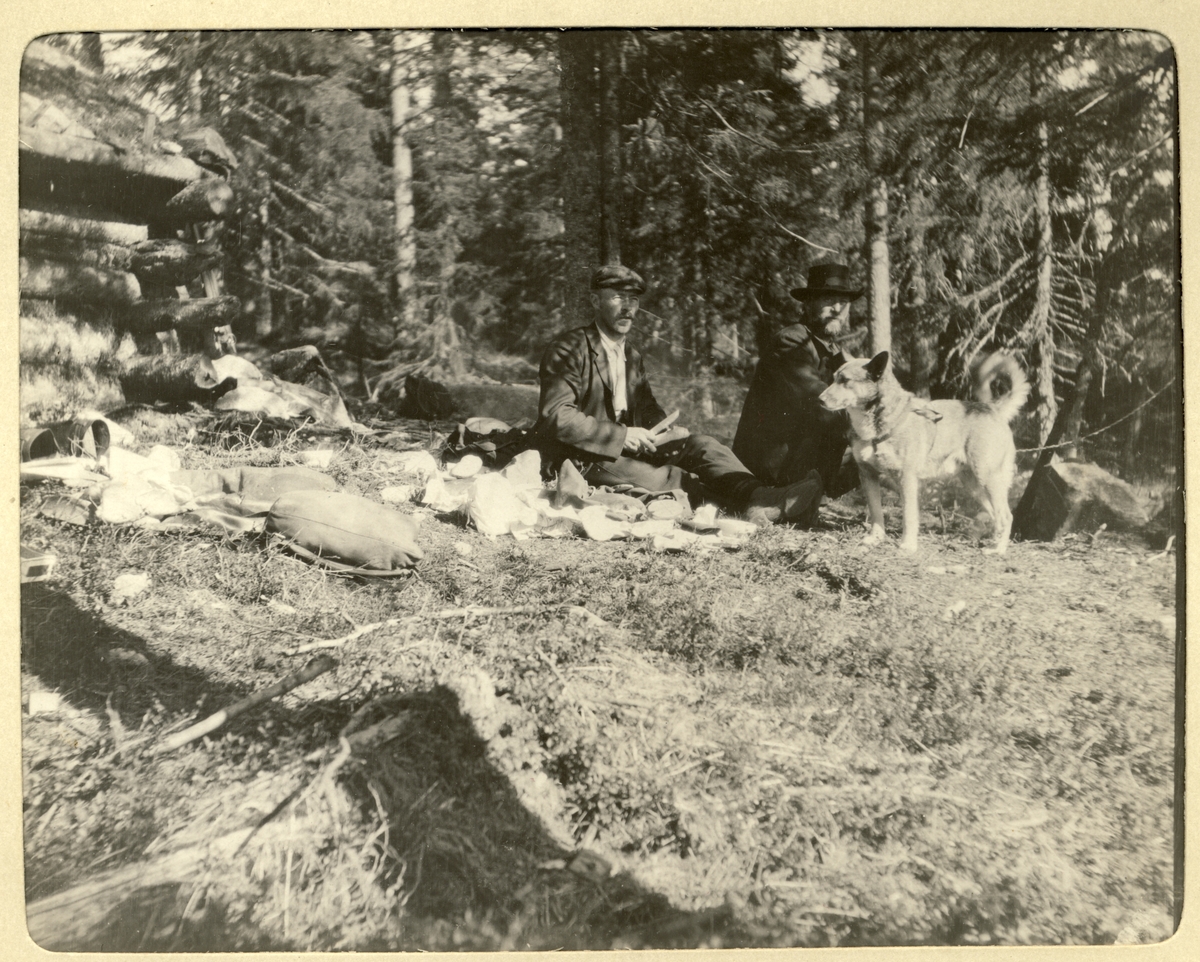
622,427,659,455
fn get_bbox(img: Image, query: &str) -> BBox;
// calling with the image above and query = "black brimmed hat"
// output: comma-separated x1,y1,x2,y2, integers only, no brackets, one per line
590,264,646,294
790,263,863,301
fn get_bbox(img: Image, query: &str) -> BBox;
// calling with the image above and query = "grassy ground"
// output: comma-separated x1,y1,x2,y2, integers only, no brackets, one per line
19,410,1178,950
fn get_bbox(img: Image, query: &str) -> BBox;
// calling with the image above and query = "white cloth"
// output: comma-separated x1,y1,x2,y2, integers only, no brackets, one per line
597,330,628,419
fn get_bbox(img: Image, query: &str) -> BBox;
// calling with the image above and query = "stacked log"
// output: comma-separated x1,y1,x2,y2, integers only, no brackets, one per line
20,176,239,368
19,208,148,245
20,232,135,273
129,239,224,288
119,354,238,405
19,203,232,313
19,51,247,411
157,179,235,230
19,256,141,306
122,296,240,358
19,210,146,305
18,120,205,185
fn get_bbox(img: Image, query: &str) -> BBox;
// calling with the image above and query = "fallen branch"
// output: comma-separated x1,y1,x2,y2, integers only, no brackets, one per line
282,605,602,656
345,713,414,753
151,655,337,755
285,619,394,656
104,693,127,753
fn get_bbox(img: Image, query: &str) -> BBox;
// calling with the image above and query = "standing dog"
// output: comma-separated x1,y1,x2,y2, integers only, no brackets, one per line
819,352,1030,554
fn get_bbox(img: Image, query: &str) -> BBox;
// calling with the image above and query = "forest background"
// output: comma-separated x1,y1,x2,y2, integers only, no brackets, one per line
44,27,1180,477
11,26,1185,952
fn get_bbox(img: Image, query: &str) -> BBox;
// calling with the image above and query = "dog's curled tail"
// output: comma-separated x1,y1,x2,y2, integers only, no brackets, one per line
973,353,1030,423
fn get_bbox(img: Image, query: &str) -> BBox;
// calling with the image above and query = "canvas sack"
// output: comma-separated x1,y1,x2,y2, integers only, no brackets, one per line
267,490,423,571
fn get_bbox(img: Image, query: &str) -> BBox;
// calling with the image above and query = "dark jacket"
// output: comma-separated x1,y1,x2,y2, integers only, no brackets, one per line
732,322,849,487
535,324,666,461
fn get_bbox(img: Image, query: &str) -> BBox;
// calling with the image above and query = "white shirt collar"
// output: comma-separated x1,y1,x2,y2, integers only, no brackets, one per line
596,328,625,354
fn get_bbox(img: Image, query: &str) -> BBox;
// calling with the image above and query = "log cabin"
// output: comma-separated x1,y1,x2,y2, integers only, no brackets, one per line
19,37,240,423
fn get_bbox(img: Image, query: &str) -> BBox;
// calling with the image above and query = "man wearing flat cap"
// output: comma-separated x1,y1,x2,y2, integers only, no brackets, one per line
733,263,862,496
534,264,823,525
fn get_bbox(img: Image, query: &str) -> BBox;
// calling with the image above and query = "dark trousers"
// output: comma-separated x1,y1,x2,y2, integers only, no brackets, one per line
581,434,762,508
780,434,856,497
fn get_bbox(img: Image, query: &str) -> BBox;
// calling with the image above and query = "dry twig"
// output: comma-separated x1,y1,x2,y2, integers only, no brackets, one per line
151,655,337,755
281,604,608,656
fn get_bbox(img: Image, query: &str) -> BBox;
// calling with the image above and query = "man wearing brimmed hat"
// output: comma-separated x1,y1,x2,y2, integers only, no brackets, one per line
534,265,823,525
732,262,863,496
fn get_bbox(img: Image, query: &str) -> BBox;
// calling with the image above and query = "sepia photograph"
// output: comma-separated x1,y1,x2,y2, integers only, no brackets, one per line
13,17,1184,954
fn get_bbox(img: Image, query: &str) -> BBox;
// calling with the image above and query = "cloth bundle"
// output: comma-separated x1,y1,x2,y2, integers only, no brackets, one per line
266,490,424,572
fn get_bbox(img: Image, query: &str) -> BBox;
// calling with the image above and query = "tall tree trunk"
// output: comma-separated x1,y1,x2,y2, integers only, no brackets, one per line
1032,117,1058,442
1121,391,1144,478
391,32,417,328
900,176,932,394
1057,272,1109,460
687,170,716,377
257,172,273,338
427,33,466,378
1011,263,1110,537
861,33,892,355
598,31,624,266
559,31,601,326
188,33,205,118
78,33,104,73
1028,55,1057,442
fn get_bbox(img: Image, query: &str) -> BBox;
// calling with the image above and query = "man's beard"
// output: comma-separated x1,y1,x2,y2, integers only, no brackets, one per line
816,317,845,338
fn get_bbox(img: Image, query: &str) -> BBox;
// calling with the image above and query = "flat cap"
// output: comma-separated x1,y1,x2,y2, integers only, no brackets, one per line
590,264,646,294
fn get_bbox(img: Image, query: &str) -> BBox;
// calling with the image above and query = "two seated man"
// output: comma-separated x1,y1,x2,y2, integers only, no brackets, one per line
533,263,860,526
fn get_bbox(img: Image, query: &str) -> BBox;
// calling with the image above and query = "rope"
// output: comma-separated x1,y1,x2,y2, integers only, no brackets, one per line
1015,378,1176,454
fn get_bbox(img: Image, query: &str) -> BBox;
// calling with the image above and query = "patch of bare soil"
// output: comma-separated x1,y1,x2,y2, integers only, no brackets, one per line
19,415,1178,950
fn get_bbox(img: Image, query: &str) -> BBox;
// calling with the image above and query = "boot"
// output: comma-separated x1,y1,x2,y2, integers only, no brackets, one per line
744,470,823,526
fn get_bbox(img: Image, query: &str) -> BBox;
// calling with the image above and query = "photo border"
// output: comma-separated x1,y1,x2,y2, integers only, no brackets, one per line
4,2,1192,960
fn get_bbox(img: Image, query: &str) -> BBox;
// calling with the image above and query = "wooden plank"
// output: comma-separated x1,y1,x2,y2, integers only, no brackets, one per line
19,256,141,306
20,208,148,245
19,124,205,184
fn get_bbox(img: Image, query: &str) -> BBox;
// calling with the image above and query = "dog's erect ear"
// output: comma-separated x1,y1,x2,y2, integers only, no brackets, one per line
866,352,890,381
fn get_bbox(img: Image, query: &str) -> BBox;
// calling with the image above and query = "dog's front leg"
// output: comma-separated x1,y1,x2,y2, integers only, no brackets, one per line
899,470,920,553
860,464,887,545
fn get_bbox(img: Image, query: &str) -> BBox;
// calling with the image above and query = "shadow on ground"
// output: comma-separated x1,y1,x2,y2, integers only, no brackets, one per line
20,583,748,951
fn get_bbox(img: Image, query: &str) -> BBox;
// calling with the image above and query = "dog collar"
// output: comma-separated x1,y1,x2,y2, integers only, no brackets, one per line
866,397,937,444
862,395,893,443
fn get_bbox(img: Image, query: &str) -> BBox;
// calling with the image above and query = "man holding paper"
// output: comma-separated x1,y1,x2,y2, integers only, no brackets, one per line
534,265,823,525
